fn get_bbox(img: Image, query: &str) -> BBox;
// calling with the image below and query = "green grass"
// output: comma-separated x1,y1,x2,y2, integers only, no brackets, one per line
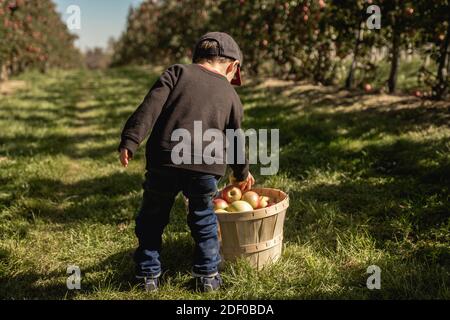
0,66,449,299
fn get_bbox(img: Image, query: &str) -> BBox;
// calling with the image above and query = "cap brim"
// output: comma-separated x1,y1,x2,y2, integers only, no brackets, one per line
230,66,242,86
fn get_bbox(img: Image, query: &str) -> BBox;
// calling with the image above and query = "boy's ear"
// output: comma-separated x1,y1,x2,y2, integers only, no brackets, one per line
226,61,239,75
225,62,234,75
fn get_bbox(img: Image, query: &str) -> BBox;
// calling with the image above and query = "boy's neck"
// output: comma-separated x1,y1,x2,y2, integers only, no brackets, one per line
197,62,226,77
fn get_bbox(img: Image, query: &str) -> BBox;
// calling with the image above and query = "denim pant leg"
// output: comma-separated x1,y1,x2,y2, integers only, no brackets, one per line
183,175,221,276
134,171,179,278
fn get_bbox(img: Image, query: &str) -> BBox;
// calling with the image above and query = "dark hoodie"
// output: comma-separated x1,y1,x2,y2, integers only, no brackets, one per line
118,63,249,181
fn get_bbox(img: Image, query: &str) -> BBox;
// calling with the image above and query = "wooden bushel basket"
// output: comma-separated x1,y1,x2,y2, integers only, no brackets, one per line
215,188,289,270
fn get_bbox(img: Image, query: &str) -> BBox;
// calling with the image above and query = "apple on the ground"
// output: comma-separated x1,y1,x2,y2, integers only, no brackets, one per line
227,200,254,213
242,191,260,209
221,186,242,203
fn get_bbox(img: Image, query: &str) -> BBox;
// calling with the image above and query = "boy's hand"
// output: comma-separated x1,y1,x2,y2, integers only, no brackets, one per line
120,148,132,167
230,172,255,192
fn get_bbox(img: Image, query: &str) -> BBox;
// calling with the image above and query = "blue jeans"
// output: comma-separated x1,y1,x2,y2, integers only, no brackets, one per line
134,167,221,278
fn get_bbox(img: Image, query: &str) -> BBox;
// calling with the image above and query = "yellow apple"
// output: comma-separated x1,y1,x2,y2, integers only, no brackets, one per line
215,209,228,213
227,200,254,213
258,196,270,208
242,191,260,209
222,186,242,203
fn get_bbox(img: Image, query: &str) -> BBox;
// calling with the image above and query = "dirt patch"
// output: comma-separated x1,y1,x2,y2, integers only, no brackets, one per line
0,80,26,96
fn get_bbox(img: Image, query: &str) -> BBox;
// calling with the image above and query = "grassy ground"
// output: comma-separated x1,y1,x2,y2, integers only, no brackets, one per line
0,66,449,300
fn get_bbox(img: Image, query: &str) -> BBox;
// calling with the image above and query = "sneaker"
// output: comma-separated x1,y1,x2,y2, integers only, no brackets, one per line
143,276,159,292
196,274,223,292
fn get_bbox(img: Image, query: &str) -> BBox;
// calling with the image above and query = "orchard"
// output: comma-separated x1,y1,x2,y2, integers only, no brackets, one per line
112,0,450,100
0,0,449,301
0,0,81,81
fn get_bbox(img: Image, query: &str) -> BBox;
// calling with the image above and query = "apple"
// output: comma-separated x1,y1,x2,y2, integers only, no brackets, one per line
227,201,254,213
319,0,326,9
258,196,270,209
222,186,242,203
405,8,414,16
242,191,260,209
215,209,228,213
364,83,372,93
213,198,228,211
267,199,277,207
413,90,422,98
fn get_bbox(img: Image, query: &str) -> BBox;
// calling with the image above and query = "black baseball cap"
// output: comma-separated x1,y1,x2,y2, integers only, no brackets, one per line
193,32,243,86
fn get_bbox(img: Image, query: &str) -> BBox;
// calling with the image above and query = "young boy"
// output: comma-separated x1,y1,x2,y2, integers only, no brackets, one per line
118,32,255,292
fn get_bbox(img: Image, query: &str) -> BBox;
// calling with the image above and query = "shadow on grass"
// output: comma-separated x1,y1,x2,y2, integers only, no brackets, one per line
18,172,143,224
240,81,450,269
2,67,449,298
1,67,159,161
0,233,196,298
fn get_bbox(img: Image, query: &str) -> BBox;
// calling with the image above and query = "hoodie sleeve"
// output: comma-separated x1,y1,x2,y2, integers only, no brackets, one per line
226,93,249,181
118,65,180,156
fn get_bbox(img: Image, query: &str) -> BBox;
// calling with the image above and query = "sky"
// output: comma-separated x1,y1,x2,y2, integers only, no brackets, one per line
54,0,143,52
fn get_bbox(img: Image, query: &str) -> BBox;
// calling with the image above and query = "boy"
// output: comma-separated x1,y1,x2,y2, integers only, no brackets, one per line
118,32,255,292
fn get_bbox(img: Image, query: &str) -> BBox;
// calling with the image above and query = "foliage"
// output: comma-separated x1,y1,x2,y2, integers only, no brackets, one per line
111,0,450,98
0,0,81,80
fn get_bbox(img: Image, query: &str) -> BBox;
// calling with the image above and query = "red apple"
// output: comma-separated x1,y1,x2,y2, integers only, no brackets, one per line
405,7,414,15
258,196,270,208
364,83,372,93
413,90,422,98
213,198,229,211
319,0,326,9
242,191,260,209
221,186,242,203
228,200,254,213
267,199,277,207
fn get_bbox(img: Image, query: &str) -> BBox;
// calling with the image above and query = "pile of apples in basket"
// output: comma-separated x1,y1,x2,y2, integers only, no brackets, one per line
214,186,275,213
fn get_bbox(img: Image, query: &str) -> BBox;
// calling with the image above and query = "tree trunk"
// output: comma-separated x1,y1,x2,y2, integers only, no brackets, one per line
345,21,364,89
388,24,400,94
433,19,450,100
314,48,323,84
0,64,9,82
